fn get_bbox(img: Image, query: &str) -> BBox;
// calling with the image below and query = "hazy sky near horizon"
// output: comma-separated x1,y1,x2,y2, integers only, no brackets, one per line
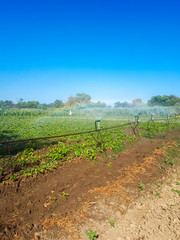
0,0,180,105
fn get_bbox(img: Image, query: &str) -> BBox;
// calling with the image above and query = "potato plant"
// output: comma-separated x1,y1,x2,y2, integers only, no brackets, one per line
0,112,179,181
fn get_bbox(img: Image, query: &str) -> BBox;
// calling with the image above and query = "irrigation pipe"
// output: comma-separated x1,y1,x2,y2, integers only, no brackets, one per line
0,122,135,145
0,121,137,176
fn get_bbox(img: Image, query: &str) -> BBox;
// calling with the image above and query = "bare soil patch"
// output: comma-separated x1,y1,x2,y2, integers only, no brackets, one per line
0,129,180,240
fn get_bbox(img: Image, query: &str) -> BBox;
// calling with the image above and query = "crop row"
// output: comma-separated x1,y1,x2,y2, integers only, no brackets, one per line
1,119,180,182
0,126,136,180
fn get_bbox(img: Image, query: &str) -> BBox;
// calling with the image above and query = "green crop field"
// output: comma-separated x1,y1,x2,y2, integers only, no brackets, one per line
0,108,179,182
0,107,179,141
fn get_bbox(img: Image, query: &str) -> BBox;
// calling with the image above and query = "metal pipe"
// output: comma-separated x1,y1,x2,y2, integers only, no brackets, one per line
147,114,154,130
0,121,135,145
95,120,101,131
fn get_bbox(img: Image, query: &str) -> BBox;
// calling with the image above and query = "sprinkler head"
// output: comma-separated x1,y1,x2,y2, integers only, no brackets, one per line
95,120,101,130
134,115,139,122
151,114,154,120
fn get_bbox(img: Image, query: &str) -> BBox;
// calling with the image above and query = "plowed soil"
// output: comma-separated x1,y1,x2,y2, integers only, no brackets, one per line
0,129,180,240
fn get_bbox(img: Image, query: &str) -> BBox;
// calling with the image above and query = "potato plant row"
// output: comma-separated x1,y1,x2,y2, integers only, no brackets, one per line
0,115,179,181
1,126,135,180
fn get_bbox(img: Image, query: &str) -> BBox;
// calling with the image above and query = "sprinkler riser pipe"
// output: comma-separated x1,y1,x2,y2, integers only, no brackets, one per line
95,120,101,131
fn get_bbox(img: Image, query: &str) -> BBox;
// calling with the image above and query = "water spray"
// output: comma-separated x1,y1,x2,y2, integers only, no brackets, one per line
95,119,101,131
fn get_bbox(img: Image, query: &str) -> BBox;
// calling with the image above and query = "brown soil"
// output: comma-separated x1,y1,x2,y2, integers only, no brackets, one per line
0,130,180,240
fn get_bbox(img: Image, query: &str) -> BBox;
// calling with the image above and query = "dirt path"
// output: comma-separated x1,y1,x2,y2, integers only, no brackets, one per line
79,161,180,240
0,130,180,240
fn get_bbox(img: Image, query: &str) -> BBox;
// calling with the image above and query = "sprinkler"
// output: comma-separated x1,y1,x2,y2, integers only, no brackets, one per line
95,120,101,131
151,114,154,121
134,115,139,123
133,115,139,134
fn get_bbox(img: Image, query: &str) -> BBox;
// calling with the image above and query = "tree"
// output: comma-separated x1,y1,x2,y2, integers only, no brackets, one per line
0,100,15,109
132,98,143,105
17,98,27,108
0,101,5,108
95,101,107,107
52,99,64,108
114,102,121,108
26,101,40,108
38,103,48,110
66,96,76,106
65,93,91,107
4,100,15,108
75,93,91,104
114,101,133,108
147,95,180,106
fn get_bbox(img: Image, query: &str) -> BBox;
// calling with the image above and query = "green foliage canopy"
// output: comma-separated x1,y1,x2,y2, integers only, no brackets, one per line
147,95,180,107
75,93,91,103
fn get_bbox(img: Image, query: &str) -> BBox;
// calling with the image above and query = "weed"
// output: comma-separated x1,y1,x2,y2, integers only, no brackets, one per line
51,197,57,202
154,192,160,197
86,230,98,240
176,182,180,185
139,183,145,191
157,184,163,189
166,203,176,207
161,157,175,168
62,191,69,197
171,189,180,196
107,162,112,167
109,220,115,227
167,149,176,156
165,157,175,165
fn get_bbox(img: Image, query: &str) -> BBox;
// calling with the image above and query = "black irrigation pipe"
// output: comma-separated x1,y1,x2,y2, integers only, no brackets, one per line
146,114,180,130
0,121,138,176
0,114,178,146
0,113,179,177
2,113,179,146
147,114,169,129
0,121,135,145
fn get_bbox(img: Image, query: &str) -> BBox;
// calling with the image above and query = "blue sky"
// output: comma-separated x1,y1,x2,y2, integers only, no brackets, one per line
0,0,180,105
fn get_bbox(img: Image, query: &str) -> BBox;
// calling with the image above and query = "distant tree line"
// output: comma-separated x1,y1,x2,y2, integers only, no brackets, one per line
114,95,180,108
0,94,180,109
147,95,180,107
114,98,144,108
0,93,91,109
0,99,64,109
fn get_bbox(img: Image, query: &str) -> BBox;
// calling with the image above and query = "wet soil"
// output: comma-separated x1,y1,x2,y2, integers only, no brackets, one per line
0,129,180,240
